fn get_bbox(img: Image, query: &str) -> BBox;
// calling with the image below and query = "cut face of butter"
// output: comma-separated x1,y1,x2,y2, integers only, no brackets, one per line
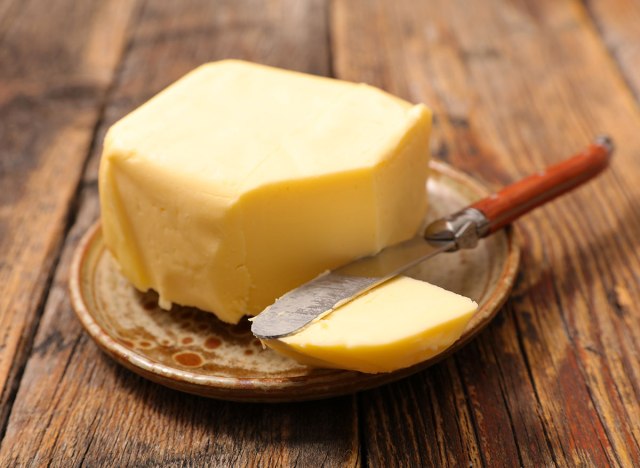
265,276,478,373
99,60,432,324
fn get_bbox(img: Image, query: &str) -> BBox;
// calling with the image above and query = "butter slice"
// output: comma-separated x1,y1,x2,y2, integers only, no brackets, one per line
99,60,432,323
266,276,478,373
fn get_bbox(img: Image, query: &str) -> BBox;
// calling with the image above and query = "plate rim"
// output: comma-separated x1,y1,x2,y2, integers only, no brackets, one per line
69,160,521,401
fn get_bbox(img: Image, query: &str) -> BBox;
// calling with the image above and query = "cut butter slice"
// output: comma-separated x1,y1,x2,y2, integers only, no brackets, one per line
265,276,478,373
99,60,432,323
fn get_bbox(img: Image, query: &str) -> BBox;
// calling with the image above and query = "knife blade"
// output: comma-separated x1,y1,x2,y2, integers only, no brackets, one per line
250,136,614,340
250,237,454,339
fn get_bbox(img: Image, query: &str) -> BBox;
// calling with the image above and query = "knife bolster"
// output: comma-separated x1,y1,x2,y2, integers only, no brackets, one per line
423,208,489,251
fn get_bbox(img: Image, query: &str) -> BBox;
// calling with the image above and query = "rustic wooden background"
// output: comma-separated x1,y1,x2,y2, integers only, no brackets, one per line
1,0,639,465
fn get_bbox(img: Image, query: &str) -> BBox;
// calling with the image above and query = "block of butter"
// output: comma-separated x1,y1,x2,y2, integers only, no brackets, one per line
99,60,432,324
265,276,478,373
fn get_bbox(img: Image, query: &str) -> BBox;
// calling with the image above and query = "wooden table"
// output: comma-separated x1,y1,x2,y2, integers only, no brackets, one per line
1,0,639,465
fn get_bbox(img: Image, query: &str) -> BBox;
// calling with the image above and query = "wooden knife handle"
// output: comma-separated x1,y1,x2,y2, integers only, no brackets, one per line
471,136,614,235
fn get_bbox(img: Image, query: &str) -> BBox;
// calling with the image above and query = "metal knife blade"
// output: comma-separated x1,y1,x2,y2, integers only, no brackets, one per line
250,236,455,339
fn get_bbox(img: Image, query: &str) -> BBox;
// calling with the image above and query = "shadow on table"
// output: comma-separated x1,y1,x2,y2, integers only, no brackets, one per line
104,356,358,463
509,192,639,315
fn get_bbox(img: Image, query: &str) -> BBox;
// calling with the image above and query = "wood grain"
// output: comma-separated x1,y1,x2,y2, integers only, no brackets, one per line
0,0,138,435
332,0,640,465
2,0,640,465
585,0,640,101
0,0,360,466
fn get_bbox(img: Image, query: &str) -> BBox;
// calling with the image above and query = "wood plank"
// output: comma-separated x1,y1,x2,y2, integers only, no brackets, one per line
332,0,640,465
359,359,484,466
585,0,640,101
0,0,138,435
0,1,359,466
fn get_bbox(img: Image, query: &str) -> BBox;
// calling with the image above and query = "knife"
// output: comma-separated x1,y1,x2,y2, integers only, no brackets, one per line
251,136,614,339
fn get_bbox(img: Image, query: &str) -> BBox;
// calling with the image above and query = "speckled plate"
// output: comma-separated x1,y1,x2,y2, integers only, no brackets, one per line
69,161,520,402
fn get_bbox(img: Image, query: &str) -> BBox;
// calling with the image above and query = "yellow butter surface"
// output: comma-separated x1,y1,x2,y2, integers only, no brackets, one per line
99,60,432,323
266,276,477,373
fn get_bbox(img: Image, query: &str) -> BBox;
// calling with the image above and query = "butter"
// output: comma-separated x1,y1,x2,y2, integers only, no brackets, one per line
266,276,478,373
99,60,432,323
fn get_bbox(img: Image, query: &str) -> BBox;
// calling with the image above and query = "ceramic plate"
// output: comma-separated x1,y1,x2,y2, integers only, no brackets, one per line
70,161,520,402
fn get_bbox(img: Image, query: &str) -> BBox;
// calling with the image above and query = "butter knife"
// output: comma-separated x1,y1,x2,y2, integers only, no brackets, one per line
251,136,614,339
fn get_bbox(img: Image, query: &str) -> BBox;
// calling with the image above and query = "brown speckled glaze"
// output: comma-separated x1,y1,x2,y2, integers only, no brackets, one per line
69,161,520,402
